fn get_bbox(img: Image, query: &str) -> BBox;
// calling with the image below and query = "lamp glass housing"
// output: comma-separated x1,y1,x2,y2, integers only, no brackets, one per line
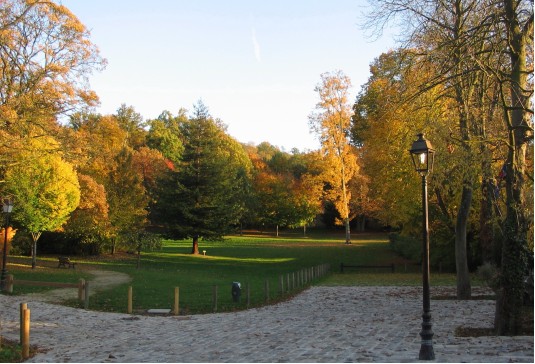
409,133,435,176
2,199,13,213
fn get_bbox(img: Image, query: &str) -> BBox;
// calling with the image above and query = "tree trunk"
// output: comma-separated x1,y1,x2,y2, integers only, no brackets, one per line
356,215,366,232
344,218,351,244
494,0,532,335
110,237,116,255
455,185,472,299
30,232,41,270
137,247,141,269
191,235,199,255
276,225,279,237
480,176,497,264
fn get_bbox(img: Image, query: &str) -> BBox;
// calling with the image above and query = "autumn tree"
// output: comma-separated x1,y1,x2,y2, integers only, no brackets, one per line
67,112,153,254
309,71,358,244
105,148,149,254
365,0,533,331
63,174,109,254
146,110,186,166
0,0,105,181
4,136,80,268
115,104,147,150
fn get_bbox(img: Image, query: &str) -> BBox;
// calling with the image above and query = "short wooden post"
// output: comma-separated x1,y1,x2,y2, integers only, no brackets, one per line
19,303,27,344
21,307,30,359
286,273,290,292
6,274,13,293
173,287,180,315
279,275,284,294
264,279,270,302
78,278,85,301
84,281,90,309
127,286,133,314
212,285,218,312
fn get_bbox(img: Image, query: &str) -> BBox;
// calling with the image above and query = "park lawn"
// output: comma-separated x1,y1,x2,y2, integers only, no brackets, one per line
2,231,465,314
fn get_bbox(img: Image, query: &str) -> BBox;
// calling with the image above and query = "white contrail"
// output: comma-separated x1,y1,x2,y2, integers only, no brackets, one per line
251,27,261,63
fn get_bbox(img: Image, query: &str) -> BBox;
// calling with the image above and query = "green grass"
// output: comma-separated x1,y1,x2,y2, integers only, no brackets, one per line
1,231,467,314
0,339,29,362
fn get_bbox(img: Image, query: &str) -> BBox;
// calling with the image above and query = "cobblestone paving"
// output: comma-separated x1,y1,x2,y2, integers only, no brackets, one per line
0,286,533,362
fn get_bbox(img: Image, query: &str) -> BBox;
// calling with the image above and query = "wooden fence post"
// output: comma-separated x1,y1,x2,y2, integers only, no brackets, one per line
173,287,179,315
78,278,85,301
84,282,90,309
21,307,30,359
127,286,133,314
279,275,284,295
286,273,290,292
6,274,13,293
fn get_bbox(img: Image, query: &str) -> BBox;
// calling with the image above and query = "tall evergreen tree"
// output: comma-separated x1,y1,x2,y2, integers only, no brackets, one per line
155,101,252,254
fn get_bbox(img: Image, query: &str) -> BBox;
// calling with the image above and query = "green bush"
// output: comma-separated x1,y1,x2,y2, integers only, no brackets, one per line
389,232,420,262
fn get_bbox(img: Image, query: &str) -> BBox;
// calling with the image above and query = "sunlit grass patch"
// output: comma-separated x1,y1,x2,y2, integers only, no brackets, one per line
2,231,474,314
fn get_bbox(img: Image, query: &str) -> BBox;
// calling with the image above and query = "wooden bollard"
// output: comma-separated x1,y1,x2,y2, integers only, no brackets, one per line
22,307,30,359
127,286,133,314
78,278,85,301
173,287,179,315
20,303,27,344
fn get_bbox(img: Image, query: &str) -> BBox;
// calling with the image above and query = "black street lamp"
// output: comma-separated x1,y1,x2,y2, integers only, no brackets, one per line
1,197,13,291
409,133,435,360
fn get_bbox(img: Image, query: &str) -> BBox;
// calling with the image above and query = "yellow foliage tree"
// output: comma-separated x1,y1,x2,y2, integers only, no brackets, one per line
309,70,358,244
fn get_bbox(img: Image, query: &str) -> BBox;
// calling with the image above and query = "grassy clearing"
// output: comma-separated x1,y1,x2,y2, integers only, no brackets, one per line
2,231,465,314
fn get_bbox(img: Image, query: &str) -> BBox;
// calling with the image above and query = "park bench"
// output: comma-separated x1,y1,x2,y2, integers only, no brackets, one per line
58,256,76,269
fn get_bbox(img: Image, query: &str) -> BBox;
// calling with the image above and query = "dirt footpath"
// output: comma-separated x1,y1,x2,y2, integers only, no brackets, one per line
19,269,131,303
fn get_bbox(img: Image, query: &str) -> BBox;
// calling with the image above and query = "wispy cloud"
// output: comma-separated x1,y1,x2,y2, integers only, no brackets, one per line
251,27,261,63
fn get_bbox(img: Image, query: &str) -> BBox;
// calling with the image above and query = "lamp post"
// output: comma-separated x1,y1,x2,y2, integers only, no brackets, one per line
1,198,13,291
409,133,435,360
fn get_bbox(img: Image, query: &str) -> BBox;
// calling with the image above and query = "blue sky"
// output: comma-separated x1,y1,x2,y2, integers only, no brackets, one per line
61,0,398,151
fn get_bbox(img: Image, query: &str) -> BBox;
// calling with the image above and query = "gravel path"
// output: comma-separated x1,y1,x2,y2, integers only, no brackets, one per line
0,285,532,363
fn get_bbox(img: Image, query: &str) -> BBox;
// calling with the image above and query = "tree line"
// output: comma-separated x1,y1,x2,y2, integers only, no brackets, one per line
0,0,532,335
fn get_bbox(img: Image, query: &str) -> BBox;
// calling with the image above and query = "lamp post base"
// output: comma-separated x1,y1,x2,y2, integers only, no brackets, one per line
419,343,435,360
419,311,435,360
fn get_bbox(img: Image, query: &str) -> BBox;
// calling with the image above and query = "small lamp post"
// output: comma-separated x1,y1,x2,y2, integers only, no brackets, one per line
1,198,13,291
409,133,435,360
